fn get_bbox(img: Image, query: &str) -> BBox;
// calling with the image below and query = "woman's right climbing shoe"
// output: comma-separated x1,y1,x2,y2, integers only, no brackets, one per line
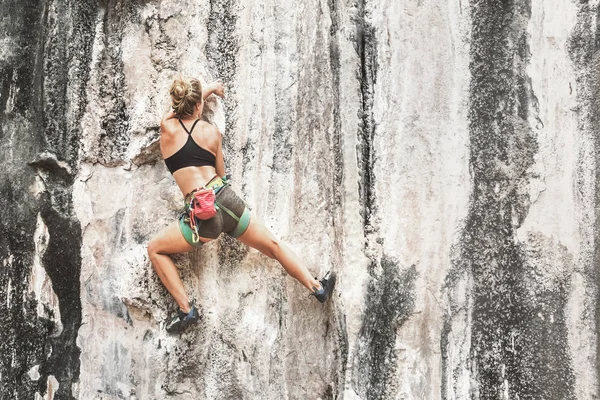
310,272,336,303
166,305,200,334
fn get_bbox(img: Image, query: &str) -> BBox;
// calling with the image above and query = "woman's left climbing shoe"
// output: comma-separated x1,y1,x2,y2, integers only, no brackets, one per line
166,305,200,334
310,272,337,303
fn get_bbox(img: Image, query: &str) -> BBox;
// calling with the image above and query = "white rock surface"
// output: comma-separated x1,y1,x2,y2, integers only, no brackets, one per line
2,0,600,398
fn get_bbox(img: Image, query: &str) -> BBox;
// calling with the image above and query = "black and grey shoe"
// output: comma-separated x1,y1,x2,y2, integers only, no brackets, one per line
166,305,200,334
310,272,336,303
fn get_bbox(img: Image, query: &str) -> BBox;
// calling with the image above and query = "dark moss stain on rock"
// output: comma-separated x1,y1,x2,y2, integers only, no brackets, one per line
327,0,349,395
206,0,239,154
37,188,83,399
328,0,344,200
42,1,69,156
0,3,49,399
0,203,47,400
333,308,349,398
0,68,11,120
206,0,244,266
351,3,417,398
354,0,377,237
449,0,577,398
352,258,417,399
92,0,131,166
321,383,334,400
0,0,95,398
567,1,600,392
439,310,453,400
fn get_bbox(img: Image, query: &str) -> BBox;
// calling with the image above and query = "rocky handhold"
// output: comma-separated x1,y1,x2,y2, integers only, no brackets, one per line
29,152,74,177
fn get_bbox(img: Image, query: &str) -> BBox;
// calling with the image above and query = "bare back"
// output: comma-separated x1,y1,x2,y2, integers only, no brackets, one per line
160,117,226,195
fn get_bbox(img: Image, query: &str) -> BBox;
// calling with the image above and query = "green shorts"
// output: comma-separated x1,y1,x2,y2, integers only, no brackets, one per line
179,184,251,247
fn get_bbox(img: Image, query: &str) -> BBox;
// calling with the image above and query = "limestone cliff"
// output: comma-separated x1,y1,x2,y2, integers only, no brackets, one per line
1,0,599,399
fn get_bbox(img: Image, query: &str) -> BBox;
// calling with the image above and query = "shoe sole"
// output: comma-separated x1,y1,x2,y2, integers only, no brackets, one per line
166,308,200,334
180,317,199,332
324,272,336,301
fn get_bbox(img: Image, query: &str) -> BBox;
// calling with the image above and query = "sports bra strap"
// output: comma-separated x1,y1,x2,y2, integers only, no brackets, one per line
178,118,200,135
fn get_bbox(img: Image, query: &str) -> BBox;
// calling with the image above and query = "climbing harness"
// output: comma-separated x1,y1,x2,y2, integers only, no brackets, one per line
187,175,243,243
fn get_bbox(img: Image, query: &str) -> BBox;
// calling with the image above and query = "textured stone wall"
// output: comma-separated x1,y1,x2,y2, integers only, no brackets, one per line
1,0,599,399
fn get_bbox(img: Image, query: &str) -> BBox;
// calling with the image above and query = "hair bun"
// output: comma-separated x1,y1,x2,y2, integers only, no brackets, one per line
170,78,191,102
169,75,204,116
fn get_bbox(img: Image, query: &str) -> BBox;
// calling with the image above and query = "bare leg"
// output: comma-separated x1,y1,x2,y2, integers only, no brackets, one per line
237,217,322,292
147,221,205,312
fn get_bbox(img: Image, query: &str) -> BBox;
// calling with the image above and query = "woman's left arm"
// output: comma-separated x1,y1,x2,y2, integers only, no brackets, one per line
203,79,225,100
215,127,226,177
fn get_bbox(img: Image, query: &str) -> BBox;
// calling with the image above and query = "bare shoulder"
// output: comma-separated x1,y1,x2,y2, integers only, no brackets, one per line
197,121,222,143
160,118,179,136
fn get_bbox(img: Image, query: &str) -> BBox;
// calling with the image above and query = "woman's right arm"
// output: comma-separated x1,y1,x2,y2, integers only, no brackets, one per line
161,111,177,126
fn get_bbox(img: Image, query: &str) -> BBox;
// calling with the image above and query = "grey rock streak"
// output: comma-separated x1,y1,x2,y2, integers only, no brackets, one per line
1,0,95,399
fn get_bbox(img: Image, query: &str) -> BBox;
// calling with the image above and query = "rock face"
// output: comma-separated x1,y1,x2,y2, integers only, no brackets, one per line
1,0,599,399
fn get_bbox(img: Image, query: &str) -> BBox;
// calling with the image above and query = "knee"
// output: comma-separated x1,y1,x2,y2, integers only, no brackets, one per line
147,240,160,262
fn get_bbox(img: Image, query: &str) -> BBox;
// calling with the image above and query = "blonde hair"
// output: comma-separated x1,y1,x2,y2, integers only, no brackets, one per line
170,76,203,117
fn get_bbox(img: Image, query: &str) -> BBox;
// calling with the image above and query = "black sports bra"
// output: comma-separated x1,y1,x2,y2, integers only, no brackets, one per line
164,119,217,174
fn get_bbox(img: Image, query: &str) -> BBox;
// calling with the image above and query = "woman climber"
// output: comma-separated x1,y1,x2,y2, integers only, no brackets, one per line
147,76,336,333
